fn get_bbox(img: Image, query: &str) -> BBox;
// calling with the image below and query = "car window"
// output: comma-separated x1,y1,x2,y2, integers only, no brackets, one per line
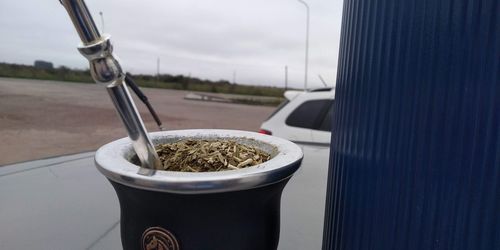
318,100,334,131
266,100,290,120
286,99,330,129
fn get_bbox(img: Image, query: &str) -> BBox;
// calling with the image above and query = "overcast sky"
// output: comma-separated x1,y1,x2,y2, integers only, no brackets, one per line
0,0,343,88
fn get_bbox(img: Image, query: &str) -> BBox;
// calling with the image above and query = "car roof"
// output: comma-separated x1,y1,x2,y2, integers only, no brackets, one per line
0,145,329,250
284,89,335,101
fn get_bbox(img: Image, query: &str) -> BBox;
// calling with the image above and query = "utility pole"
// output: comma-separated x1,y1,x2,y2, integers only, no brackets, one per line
233,70,237,84
285,65,288,90
297,0,310,90
156,57,160,83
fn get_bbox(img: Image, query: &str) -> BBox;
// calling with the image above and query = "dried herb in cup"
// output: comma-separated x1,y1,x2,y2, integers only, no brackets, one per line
156,139,271,172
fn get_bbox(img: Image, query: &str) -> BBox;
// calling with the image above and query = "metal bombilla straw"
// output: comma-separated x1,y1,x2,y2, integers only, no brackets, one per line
59,0,161,171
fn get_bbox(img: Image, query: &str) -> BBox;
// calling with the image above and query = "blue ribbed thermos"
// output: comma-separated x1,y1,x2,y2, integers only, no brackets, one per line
322,0,499,249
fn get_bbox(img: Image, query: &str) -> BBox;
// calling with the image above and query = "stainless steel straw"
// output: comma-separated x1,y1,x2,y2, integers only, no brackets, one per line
59,0,161,170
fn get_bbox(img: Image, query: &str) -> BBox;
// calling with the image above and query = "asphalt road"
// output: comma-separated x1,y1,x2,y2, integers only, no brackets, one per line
0,78,275,165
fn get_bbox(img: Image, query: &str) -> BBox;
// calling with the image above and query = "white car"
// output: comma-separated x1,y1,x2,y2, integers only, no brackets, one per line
259,88,335,146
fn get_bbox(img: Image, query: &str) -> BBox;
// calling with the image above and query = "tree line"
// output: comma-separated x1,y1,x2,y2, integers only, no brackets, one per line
0,62,285,98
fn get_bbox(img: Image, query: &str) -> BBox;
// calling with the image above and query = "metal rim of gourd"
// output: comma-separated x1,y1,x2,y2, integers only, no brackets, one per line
95,129,303,194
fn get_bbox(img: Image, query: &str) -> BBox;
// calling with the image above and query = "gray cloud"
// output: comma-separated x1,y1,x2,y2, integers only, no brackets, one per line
0,0,343,88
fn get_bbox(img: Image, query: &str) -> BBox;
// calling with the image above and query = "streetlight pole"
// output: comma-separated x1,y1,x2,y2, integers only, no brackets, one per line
297,0,309,91
99,11,105,33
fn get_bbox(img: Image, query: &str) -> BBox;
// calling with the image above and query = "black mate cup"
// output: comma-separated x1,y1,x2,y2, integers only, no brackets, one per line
95,129,303,250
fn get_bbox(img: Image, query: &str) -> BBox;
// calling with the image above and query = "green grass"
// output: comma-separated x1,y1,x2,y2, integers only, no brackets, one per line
0,63,93,83
0,62,286,99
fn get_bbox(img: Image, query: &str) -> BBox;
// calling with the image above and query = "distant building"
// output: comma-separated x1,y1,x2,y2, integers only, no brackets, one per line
34,60,53,70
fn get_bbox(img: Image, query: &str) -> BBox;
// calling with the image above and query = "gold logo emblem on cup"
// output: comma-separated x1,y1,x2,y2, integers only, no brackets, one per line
142,227,180,250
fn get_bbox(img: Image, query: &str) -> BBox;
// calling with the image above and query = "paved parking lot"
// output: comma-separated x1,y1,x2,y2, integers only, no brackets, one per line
0,78,275,165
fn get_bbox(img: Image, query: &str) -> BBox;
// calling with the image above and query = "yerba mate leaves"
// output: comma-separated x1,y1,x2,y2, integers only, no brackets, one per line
156,139,271,172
